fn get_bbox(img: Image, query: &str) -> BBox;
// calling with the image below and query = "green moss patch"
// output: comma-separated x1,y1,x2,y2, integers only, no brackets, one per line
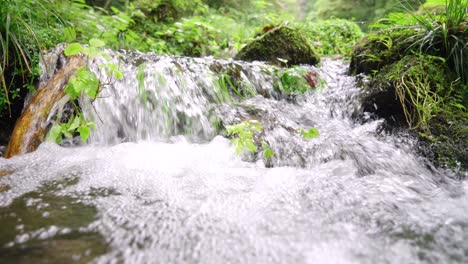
235,26,320,66
349,28,418,75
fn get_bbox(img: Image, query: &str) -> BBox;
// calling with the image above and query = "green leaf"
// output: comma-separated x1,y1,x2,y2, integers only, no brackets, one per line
63,130,73,138
262,141,275,159
64,79,80,100
245,140,257,153
78,126,91,142
89,38,105,48
103,63,124,80
263,148,274,159
68,116,80,131
63,27,77,42
84,46,103,57
46,124,63,144
300,128,320,140
64,43,84,56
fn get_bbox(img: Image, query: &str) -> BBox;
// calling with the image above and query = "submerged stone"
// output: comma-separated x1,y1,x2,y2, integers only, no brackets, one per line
235,26,320,66
0,178,108,262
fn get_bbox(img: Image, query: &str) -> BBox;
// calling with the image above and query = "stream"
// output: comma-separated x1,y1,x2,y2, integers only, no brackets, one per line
0,52,467,263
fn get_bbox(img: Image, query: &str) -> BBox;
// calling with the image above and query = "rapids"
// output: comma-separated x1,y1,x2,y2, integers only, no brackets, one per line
0,53,466,263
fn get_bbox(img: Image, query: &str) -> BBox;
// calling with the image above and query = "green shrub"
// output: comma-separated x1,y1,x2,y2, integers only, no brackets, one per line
0,0,65,117
370,0,468,83
226,120,262,155
299,19,364,57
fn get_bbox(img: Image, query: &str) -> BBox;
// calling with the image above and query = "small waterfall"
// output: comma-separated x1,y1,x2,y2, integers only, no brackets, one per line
0,49,467,263
80,51,285,144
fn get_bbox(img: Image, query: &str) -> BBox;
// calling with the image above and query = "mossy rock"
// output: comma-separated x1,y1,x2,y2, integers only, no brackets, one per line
361,54,467,170
363,54,451,125
235,26,320,66
349,28,418,75
419,112,468,172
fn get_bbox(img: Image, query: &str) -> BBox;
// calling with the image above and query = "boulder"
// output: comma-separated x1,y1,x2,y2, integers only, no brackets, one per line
349,28,417,75
235,26,320,66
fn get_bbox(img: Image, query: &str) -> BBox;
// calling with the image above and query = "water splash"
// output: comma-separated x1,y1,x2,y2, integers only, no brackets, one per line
0,53,467,263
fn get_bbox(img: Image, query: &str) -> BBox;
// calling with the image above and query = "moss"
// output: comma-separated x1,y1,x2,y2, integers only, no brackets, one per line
420,112,468,171
360,53,466,170
235,26,320,66
349,27,418,75
362,55,449,126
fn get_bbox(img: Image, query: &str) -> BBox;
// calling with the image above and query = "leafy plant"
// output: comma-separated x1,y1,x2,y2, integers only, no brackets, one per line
226,120,262,154
46,113,96,144
298,19,364,57
217,72,256,100
261,141,275,159
275,67,311,95
47,39,123,144
299,127,320,139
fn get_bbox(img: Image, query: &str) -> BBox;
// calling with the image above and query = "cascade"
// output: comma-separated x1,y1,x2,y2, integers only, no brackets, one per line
0,49,466,263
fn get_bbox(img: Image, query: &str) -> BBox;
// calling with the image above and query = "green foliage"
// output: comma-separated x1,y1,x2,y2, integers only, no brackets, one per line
65,68,100,100
370,0,467,83
58,0,140,50
275,67,311,95
310,0,422,30
132,0,206,22
407,0,467,84
217,72,256,100
217,73,235,101
0,0,65,117
226,120,262,155
299,127,320,139
156,15,232,56
52,39,123,144
298,19,364,57
350,27,419,75
46,113,96,144
261,141,275,159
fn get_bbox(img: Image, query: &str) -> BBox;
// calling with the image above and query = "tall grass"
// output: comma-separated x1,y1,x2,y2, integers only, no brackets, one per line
403,0,468,84
0,0,63,117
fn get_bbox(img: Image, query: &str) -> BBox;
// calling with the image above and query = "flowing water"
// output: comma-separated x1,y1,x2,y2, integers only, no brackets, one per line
0,52,467,263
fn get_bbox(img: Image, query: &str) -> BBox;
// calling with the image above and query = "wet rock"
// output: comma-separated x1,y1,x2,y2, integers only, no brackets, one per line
360,78,405,126
419,114,468,172
235,26,320,66
0,184,10,193
357,51,467,170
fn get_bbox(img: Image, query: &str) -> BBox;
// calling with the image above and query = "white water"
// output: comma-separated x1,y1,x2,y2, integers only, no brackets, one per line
0,55,467,263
